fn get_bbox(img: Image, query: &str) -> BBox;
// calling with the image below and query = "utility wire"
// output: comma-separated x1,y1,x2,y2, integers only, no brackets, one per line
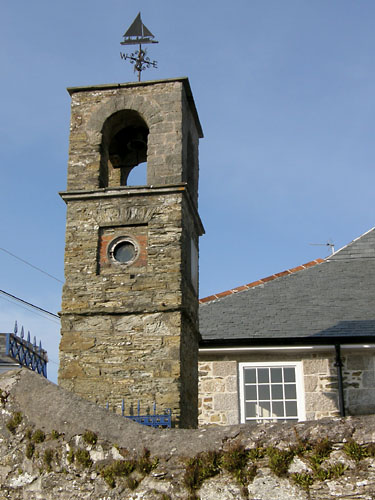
0,294,60,325
0,289,59,319
0,247,64,284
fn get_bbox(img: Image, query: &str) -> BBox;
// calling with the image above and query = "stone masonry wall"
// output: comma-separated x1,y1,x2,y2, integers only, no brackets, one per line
66,79,201,196
343,351,375,415
3,369,375,500
198,350,375,426
198,360,239,426
59,79,203,428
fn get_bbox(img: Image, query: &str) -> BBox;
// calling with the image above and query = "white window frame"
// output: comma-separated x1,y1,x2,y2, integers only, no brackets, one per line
239,361,305,424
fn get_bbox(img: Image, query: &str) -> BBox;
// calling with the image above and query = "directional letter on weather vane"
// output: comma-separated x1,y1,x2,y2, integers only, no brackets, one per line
120,12,158,82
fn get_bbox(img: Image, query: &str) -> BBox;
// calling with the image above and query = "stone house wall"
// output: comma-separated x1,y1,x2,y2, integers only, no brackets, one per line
198,350,375,426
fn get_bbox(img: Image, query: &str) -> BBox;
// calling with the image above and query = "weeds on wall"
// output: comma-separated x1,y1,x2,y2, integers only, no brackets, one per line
183,443,260,498
6,412,22,434
32,429,45,443
99,448,158,489
82,430,98,446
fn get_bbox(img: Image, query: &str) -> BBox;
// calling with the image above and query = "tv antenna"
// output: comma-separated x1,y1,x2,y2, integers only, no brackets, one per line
310,239,335,255
120,13,158,82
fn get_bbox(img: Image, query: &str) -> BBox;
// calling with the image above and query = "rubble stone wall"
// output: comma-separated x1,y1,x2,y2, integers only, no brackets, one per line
2,369,375,500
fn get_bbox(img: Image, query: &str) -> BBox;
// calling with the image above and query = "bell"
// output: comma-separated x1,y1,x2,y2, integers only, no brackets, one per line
127,128,147,152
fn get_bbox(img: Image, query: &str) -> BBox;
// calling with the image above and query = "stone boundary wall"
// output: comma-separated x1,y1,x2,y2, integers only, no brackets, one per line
3,369,375,499
198,351,375,426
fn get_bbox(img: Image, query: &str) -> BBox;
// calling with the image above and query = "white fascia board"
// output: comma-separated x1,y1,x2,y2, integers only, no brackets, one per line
199,344,375,355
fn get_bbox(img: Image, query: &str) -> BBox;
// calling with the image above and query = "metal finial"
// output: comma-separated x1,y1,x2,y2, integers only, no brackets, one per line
120,12,158,82
14,321,18,334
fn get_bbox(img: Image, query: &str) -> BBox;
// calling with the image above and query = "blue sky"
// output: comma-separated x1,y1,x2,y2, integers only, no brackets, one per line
1,0,375,383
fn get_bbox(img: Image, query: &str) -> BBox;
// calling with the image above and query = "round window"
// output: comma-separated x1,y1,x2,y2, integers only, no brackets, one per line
108,238,139,265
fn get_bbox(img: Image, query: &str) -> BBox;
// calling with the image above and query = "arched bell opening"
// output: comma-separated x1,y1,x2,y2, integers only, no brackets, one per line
100,110,149,188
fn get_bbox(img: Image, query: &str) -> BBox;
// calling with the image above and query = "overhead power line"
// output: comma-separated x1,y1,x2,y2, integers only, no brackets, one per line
0,294,60,325
0,289,59,319
0,247,64,284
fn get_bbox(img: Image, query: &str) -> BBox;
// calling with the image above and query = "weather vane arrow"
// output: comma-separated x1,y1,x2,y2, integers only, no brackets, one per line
120,12,158,82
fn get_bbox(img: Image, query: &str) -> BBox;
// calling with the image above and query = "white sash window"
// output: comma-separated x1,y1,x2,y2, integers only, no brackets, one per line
239,362,305,423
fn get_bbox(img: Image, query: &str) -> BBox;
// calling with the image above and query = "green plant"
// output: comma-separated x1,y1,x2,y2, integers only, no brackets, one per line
75,448,92,468
44,449,54,471
343,440,366,462
101,470,116,488
291,472,314,491
313,466,330,481
126,476,139,490
221,443,255,486
50,430,60,440
26,442,35,459
267,447,295,477
25,428,33,440
32,429,45,443
67,449,75,464
137,448,158,474
6,412,22,434
247,446,265,461
311,438,332,464
100,459,137,488
82,430,97,446
112,459,136,476
329,462,347,478
292,427,311,457
184,451,221,492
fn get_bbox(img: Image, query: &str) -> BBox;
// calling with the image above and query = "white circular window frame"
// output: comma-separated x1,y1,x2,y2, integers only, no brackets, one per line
108,236,140,266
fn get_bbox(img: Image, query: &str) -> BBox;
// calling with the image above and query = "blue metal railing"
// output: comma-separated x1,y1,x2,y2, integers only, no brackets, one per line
4,322,48,378
106,399,172,428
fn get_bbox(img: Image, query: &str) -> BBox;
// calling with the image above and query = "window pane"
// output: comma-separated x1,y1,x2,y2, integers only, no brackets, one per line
245,402,256,418
244,369,256,384
284,368,295,383
258,402,270,418
245,385,257,400
258,368,269,383
271,368,282,383
113,242,135,263
272,401,284,417
271,384,283,400
258,385,270,400
242,365,300,423
285,401,298,417
284,384,297,399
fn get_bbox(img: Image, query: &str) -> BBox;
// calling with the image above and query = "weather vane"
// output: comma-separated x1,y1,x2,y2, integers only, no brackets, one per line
120,13,158,82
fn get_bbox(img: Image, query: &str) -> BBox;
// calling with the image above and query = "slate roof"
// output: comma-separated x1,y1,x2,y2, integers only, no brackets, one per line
199,228,375,344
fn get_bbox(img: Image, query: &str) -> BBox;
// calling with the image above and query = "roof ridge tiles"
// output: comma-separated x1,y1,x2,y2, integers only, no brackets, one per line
199,258,325,304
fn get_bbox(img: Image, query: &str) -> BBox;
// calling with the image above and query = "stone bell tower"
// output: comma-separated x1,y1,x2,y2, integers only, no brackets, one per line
58,78,204,428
